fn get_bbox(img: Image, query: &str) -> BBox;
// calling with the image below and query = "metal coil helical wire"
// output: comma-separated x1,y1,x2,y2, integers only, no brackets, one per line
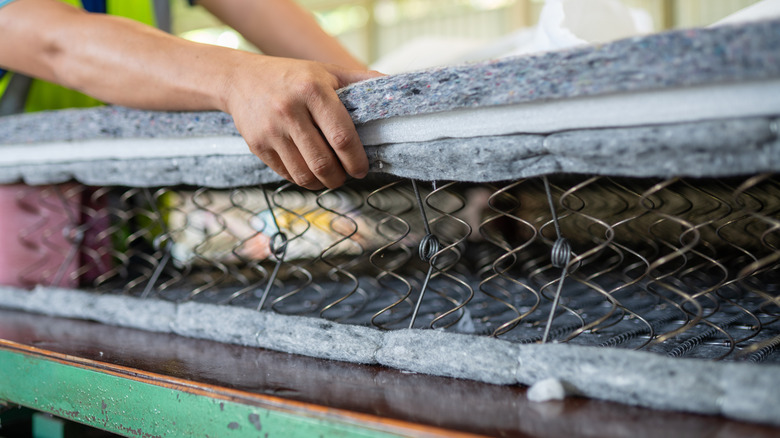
9,174,780,362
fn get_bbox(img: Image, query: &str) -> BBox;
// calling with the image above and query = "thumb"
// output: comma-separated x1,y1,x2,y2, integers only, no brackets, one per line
330,67,385,88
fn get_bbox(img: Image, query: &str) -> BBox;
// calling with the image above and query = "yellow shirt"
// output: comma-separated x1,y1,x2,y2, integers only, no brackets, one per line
0,0,163,113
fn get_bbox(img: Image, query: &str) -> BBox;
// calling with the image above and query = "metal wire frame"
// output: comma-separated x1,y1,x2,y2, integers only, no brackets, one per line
4,174,780,362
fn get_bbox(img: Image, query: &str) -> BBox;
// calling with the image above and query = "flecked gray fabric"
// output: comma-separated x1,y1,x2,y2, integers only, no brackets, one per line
0,106,238,145
1,20,778,142
378,330,521,385
0,155,280,188
1,286,779,426
1,19,778,185
1,19,779,427
338,19,780,123
0,286,176,333
1,117,776,186
170,302,382,363
367,117,780,181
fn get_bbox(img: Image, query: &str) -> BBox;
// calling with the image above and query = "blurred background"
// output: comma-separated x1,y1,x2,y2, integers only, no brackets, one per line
172,0,766,67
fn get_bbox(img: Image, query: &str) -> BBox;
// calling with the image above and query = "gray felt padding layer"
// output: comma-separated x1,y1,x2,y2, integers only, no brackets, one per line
1,117,777,186
1,18,779,428
0,107,238,145
1,286,779,426
1,19,779,186
338,19,780,124
0,155,281,188
1,19,778,141
366,117,780,181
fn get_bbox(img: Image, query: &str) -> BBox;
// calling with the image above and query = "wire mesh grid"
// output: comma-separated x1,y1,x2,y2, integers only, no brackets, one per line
4,174,779,363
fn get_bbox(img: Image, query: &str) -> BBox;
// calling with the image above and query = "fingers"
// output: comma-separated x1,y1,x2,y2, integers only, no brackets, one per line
307,89,368,180
231,58,384,190
288,112,348,189
326,65,385,88
270,68,368,188
248,142,292,184
262,92,349,189
251,135,326,191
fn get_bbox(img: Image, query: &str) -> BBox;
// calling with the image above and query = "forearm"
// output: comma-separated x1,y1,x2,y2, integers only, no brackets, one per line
0,0,232,112
197,0,366,69
0,0,381,190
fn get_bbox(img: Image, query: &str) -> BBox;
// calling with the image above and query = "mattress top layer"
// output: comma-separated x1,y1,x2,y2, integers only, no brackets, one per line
0,19,778,186
339,18,780,123
1,18,778,146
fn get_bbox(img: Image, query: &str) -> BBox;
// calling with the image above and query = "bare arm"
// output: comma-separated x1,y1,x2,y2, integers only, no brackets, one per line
197,0,366,69
0,0,381,189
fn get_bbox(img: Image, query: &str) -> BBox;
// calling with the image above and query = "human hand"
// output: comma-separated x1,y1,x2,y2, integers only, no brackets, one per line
224,55,383,190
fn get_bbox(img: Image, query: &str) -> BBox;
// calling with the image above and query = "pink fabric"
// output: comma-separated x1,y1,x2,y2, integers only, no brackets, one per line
0,184,81,288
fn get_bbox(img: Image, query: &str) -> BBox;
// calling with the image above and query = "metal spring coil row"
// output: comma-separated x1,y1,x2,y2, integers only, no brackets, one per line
12,175,780,361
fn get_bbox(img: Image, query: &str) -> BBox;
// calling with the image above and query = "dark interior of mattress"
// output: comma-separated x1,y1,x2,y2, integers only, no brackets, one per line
8,174,778,363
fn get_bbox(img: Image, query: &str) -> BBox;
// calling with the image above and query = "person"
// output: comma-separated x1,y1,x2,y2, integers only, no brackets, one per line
0,0,382,190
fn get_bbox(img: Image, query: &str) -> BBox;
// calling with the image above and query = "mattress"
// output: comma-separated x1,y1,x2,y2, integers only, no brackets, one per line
0,19,778,186
1,18,780,426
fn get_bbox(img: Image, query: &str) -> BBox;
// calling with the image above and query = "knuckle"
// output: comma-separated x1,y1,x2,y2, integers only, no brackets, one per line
309,155,336,176
271,99,296,119
248,141,271,157
295,79,323,103
329,129,356,151
276,169,291,180
248,121,281,139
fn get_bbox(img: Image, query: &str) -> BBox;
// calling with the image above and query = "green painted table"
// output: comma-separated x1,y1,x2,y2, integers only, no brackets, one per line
1,309,779,437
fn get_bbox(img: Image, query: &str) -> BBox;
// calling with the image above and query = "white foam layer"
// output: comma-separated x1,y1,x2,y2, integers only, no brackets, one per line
357,80,780,146
0,136,249,166
2,80,779,166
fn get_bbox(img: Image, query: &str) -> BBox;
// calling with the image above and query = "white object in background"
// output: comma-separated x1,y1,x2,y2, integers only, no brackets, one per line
371,0,654,73
712,0,780,27
370,36,488,74
509,0,653,56
527,378,568,402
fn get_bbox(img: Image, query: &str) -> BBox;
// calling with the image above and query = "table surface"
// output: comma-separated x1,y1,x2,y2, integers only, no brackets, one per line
1,308,779,438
